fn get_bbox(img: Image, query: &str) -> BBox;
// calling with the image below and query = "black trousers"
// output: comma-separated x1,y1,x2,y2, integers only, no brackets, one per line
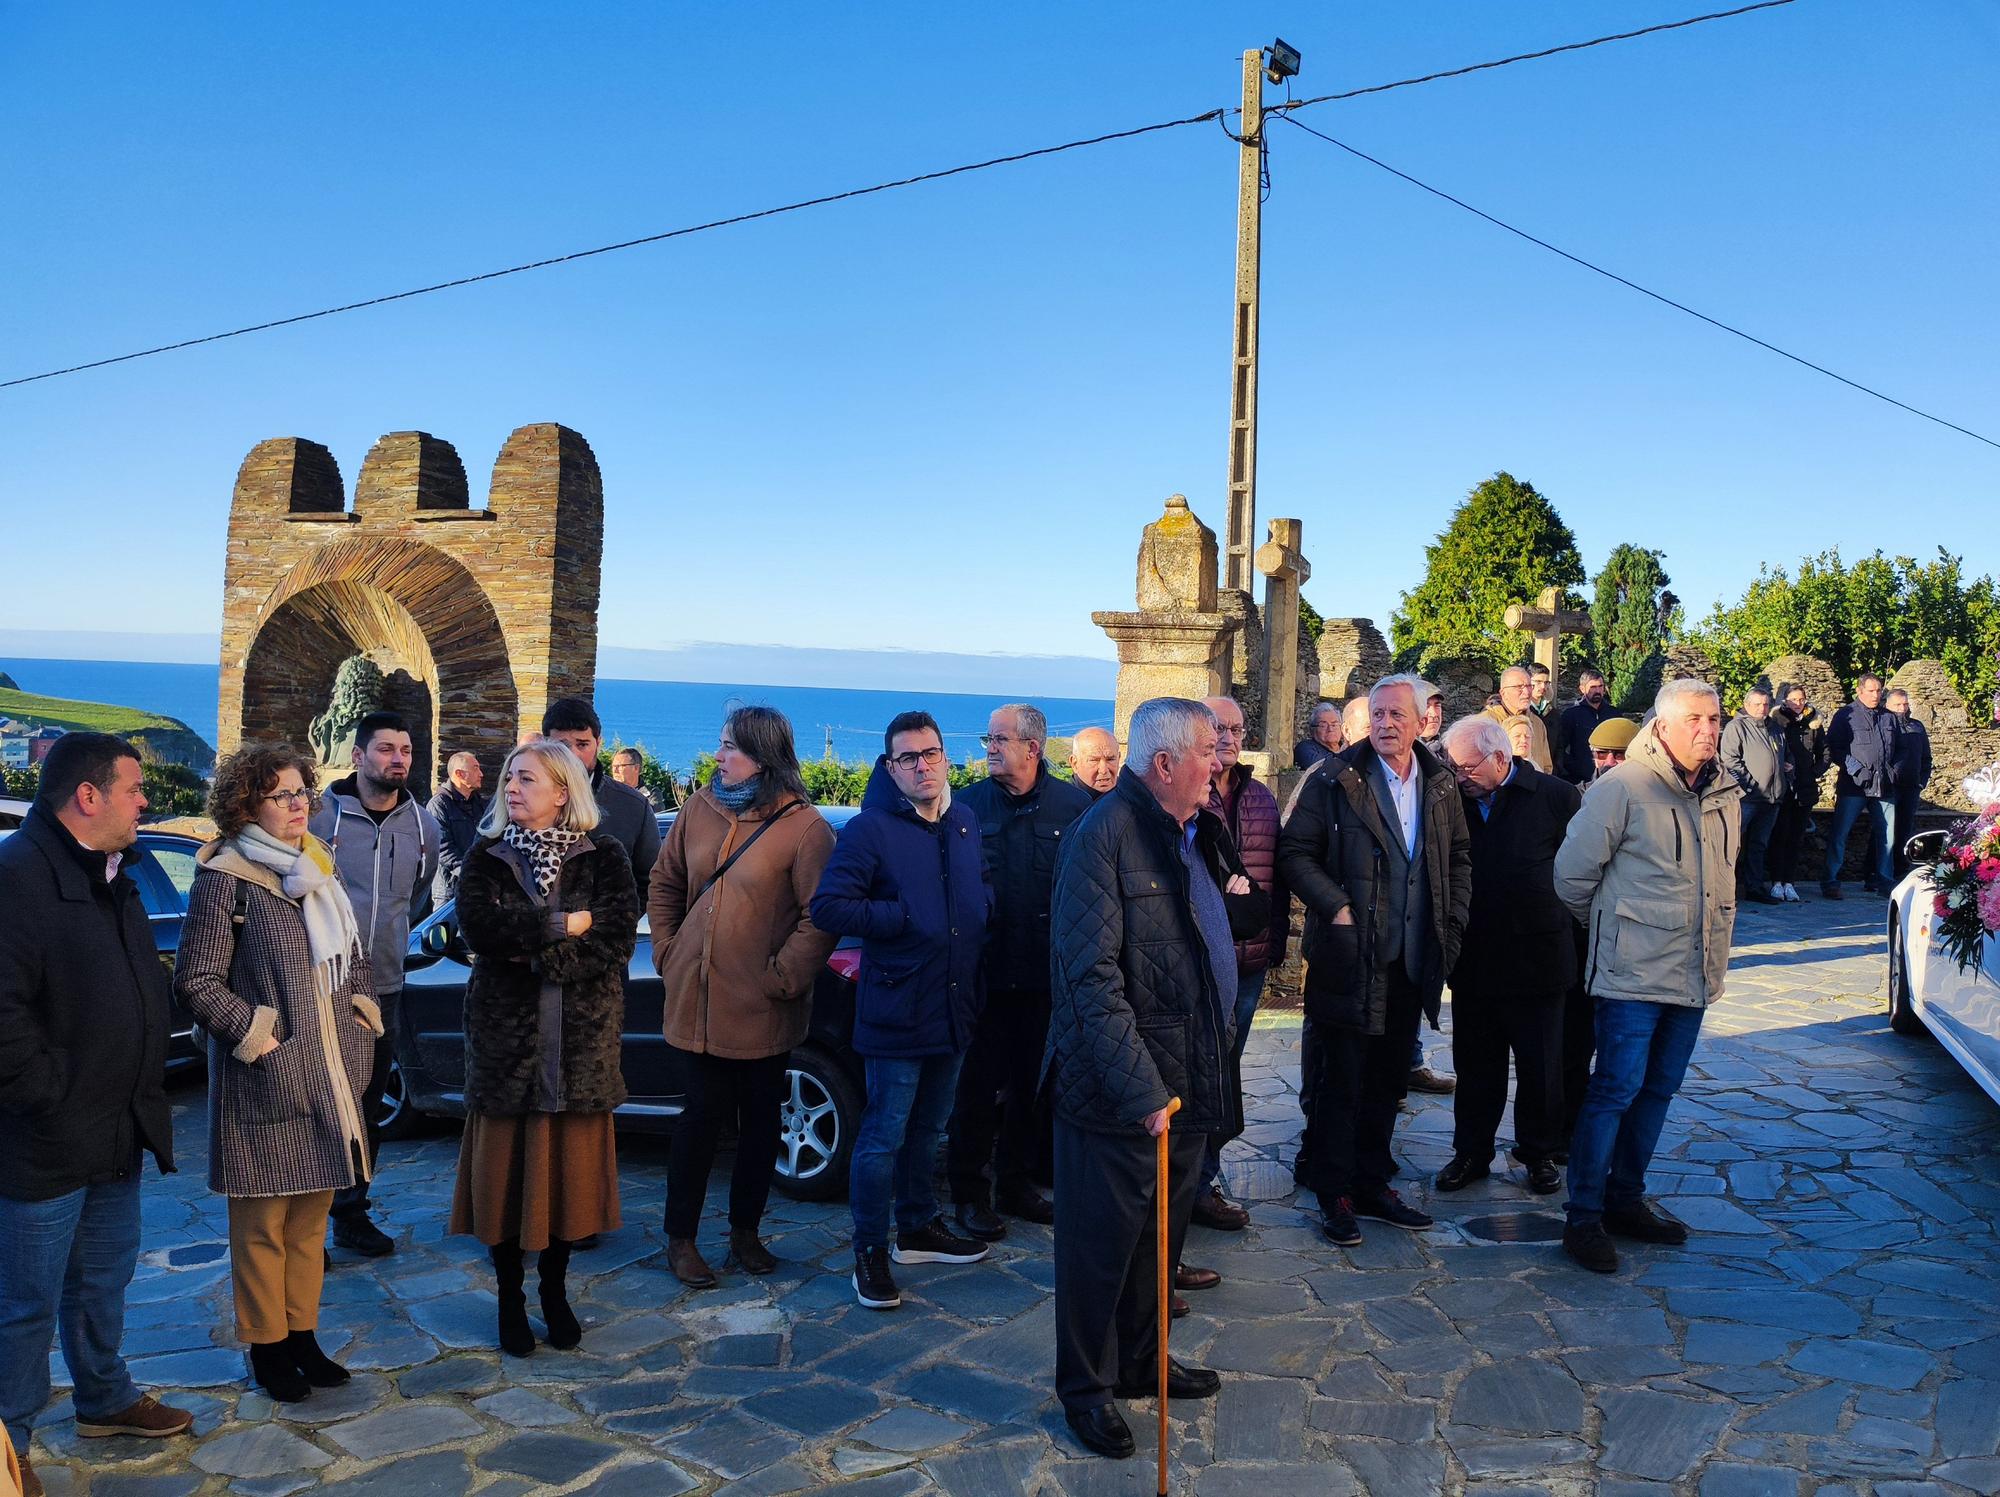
1450,989,1563,1163
946,989,1051,1207
1769,800,1811,883
1053,1119,1204,1412
663,1048,789,1239
1306,968,1422,1201
332,1003,396,1221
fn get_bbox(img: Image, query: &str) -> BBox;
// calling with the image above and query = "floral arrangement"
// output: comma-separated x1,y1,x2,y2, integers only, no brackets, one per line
1926,762,2000,971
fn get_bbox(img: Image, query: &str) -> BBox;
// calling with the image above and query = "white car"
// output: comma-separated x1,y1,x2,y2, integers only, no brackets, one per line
1887,832,2000,1106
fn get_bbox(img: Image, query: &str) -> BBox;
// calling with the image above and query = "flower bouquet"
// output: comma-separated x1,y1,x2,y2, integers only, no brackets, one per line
1926,761,2000,971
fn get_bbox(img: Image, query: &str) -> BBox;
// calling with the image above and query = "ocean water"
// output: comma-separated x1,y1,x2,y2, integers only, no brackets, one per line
0,657,1113,771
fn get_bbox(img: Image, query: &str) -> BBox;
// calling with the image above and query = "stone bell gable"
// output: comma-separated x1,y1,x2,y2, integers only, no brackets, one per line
217,425,604,791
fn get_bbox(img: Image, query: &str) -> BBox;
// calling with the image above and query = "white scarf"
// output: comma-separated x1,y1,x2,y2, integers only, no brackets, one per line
234,824,364,1000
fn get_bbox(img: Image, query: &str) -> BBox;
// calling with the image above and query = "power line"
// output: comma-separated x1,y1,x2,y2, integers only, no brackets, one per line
1268,0,1799,115
1273,113,2000,453
4,3,1805,391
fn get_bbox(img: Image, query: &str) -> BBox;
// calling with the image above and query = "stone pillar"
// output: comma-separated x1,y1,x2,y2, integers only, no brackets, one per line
1092,495,1236,747
1255,518,1310,761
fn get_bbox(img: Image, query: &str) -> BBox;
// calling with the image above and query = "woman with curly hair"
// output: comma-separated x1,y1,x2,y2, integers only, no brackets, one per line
448,739,639,1357
173,745,379,1403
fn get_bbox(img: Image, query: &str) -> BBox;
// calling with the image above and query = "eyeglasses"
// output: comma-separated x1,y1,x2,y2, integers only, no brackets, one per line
889,746,946,771
978,734,1019,748
261,789,313,808
1213,724,1244,739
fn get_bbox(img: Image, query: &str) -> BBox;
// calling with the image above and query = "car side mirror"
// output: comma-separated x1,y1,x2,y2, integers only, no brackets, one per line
1903,830,1947,865
422,921,461,957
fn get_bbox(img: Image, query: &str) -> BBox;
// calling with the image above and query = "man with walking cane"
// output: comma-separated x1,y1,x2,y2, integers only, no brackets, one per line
1044,698,1268,1461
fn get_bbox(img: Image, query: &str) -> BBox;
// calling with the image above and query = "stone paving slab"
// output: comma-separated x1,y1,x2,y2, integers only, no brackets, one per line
21,896,2000,1493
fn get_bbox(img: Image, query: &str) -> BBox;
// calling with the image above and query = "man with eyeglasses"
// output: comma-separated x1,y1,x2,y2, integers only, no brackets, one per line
812,712,992,1311
1435,716,1581,1198
309,710,440,1259
945,706,1091,1240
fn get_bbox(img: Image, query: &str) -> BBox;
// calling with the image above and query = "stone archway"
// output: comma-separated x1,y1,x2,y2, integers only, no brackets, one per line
217,425,603,786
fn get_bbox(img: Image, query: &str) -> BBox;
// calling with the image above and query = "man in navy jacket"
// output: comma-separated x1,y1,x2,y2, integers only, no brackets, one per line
1821,674,1902,898
812,712,993,1311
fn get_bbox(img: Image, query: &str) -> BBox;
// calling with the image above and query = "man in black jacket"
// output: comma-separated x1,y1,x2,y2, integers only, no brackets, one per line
0,735,193,1488
1887,688,1933,881
1435,717,1581,1196
426,750,488,905
543,697,661,901
1044,698,1267,1459
1278,675,1473,1248
1821,675,1901,898
948,704,1091,1238
1554,670,1622,784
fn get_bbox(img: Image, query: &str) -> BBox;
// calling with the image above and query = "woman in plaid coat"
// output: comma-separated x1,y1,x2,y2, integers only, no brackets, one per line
174,744,379,1405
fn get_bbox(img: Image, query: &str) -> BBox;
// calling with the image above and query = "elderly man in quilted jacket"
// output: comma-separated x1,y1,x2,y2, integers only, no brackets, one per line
1044,697,1268,1461
1555,678,1742,1274
1192,695,1285,1234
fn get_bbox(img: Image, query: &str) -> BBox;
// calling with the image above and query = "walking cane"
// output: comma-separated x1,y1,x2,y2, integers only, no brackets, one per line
1155,1095,1182,1497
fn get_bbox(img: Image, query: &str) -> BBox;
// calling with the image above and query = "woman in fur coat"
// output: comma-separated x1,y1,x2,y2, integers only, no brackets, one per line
448,739,639,1356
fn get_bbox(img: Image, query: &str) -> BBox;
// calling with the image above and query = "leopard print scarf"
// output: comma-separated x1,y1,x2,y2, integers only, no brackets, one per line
502,822,585,898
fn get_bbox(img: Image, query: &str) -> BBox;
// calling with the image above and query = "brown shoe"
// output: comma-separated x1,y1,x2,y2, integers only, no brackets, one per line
1174,1263,1221,1292
729,1229,778,1276
667,1237,718,1289
1189,1186,1250,1232
1407,1066,1457,1095
76,1393,194,1438
1170,1293,1190,1320
20,1453,44,1497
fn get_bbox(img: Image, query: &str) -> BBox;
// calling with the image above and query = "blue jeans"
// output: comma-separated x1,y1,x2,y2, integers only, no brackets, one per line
0,1174,143,1456
1823,794,1894,891
1565,999,1703,1226
851,1053,964,1250
1204,969,1267,1189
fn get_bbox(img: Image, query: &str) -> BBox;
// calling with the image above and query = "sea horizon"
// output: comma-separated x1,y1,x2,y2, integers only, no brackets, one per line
0,656,1115,772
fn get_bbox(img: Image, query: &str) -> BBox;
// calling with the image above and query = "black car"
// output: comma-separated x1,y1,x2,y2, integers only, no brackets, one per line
391,805,868,1200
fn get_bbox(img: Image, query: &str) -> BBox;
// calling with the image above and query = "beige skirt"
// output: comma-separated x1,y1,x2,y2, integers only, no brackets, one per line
449,1111,621,1251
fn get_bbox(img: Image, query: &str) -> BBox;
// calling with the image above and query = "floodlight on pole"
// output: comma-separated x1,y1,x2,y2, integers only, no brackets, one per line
1264,38,1301,85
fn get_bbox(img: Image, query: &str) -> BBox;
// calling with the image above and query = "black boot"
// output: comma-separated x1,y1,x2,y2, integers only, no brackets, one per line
248,1339,311,1402
538,1240,582,1350
284,1329,350,1387
490,1240,535,1357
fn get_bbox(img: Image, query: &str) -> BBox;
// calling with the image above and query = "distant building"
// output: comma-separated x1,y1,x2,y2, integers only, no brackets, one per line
0,722,68,769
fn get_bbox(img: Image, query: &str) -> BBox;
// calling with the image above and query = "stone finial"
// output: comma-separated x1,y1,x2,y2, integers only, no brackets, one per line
1136,495,1219,614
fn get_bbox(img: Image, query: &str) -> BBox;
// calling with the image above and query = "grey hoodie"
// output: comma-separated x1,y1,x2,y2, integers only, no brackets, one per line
1719,710,1788,806
309,776,441,995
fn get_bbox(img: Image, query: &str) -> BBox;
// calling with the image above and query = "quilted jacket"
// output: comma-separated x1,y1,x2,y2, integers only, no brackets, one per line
809,761,990,1059
1042,768,1269,1137
1276,740,1473,1035
1206,763,1285,974
456,832,640,1114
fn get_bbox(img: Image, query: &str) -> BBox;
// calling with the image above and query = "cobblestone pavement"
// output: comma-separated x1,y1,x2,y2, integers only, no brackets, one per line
27,897,2000,1495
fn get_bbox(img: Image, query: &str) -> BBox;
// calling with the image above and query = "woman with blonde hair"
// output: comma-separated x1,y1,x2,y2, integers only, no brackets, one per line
175,744,378,1402
449,738,639,1356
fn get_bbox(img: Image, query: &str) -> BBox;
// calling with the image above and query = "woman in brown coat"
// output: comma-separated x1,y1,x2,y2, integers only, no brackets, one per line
448,739,639,1357
175,745,379,1404
650,706,836,1287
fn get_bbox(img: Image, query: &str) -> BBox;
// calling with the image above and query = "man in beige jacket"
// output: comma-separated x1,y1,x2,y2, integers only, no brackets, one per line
1553,678,1741,1274
1485,666,1554,774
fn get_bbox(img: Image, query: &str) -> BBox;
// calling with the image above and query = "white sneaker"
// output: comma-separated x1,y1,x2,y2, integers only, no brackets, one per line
1783,883,1800,902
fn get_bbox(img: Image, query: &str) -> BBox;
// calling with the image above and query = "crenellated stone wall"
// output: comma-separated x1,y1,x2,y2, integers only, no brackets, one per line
217,425,604,793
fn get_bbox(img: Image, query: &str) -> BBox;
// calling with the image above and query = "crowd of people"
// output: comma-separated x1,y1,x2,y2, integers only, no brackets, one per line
0,662,1916,1484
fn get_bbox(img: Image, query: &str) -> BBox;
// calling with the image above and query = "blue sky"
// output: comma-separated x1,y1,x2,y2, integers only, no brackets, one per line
3,2,1995,681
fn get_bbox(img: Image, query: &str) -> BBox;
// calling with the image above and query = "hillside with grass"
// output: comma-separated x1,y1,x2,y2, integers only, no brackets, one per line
0,684,215,771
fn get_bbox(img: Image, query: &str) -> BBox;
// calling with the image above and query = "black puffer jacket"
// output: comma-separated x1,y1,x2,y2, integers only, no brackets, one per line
0,806,175,1200
958,764,1092,993
1042,769,1268,1137
1277,741,1472,1034
456,832,640,1115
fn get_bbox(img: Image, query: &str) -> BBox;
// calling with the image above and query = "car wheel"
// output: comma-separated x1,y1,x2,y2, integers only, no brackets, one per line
1888,912,1925,1036
373,1057,426,1140
774,1046,859,1201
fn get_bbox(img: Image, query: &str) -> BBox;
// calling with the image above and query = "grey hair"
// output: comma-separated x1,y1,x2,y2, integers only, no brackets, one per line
448,750,481,772
1499,664,1531,687
1653,677,1721,718
1414,678,1442,706
1885,687,1910,706
1367,673,1426,712
996,703,1048,745
1442,715,1511,762
1742,683,1772,703
1128,697,1218,772
1309,701,1340,724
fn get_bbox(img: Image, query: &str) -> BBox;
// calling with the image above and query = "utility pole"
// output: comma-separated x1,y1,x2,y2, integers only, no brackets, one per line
1223,47,1264,595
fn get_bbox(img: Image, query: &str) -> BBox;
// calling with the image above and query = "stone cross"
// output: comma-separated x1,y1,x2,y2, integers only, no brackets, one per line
1503,584,1592,696
1255,517,1310,756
